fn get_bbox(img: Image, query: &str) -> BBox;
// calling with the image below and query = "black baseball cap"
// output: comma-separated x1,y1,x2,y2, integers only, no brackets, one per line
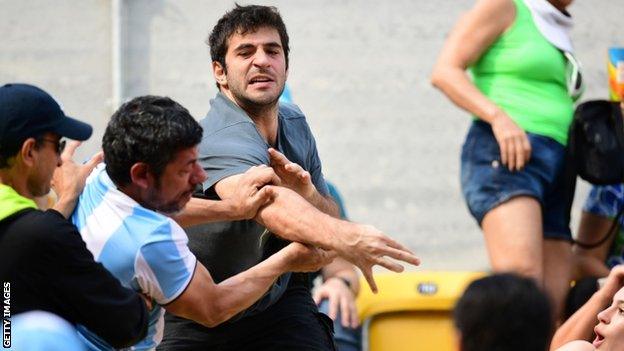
0,83,92,151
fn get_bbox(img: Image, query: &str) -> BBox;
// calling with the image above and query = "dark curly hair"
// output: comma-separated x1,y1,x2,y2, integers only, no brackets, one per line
103,96,203,186
207,4,289,88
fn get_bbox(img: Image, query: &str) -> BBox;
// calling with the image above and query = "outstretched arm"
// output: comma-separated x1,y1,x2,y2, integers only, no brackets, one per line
165,242,334,327
213,176,420,293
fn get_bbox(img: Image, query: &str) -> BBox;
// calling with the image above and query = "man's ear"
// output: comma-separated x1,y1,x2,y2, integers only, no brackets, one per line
212,61,227,88
19,138,38,168
129,163,152,189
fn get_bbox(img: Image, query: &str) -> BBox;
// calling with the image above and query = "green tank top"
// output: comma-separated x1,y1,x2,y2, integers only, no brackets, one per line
470,0,573,145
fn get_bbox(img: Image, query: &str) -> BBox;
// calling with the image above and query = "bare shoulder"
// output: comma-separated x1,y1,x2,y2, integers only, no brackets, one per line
471,0,515,15
555,341,595,351
467,0,516,29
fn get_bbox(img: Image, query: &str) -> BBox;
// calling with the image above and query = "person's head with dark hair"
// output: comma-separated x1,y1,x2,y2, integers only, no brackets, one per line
454,273,553,351
207,4,289,112
103,95,205,214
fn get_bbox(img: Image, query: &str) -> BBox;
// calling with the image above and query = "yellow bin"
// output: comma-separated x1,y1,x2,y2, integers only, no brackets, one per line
356,271,486,351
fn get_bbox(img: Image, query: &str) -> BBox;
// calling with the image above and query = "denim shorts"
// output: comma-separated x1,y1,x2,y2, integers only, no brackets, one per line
460,120,572,240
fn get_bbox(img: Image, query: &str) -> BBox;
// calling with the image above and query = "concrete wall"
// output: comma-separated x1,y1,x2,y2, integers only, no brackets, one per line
1,0,622,270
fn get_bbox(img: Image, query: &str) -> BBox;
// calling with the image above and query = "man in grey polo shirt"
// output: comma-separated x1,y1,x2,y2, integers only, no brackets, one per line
160,5,420,350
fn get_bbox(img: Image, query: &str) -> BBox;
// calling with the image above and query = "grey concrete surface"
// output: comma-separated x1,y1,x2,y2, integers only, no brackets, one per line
1,0,622,271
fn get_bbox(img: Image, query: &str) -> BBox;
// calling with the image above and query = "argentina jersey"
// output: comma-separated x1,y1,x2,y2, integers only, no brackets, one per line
71,164,196,350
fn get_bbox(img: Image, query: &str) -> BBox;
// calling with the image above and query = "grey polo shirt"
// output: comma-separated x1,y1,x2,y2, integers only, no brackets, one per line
186,92,328,317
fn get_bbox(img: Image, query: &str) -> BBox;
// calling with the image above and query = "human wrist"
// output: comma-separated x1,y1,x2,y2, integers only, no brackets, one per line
224,197,251,221
53,196,77,218
486,106,506,124
299,183,317,203
266,249,293,275
331,220,357,253
594,286,614,306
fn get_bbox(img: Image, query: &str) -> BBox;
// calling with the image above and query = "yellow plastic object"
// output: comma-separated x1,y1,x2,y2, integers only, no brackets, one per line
356,271,486,351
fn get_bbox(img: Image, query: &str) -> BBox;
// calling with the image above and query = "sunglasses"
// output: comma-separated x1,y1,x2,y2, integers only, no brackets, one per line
564,51,584,100
38,138,66,154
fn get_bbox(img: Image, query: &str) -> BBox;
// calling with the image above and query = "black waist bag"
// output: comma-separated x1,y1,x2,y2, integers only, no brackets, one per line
568,100,624,185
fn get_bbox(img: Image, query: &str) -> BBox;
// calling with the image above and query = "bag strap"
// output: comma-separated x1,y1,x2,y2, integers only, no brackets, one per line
573,203,624,249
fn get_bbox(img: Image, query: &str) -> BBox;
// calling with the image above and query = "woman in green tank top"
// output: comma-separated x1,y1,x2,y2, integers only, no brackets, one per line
431,0,580,325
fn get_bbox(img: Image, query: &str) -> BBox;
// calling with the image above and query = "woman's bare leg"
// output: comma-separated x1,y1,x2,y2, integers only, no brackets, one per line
482,196,544,280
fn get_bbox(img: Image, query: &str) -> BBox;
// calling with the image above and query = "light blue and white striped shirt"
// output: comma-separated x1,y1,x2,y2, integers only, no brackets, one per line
72,164,196,350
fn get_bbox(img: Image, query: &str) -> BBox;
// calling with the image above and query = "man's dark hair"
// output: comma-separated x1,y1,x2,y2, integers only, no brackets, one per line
103,96,202,186
207,4,289,86
454,273,553,351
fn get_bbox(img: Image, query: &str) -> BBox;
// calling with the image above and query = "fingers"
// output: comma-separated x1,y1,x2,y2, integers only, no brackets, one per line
381,245,421,266
361,267,378,294
312,289,323,305
511,134,531,171
328,294,339,321
285,163,311,181
83,151,104,173
498,138,507,167
505,137,516,171
299,171,312,185
268,148,290,166
350,301,359,328
340,295,350,327
318,249,336,268
61,140,81,162
376,257,404,273
381,237,421,266
251,186,274,206
522,135,532,164
251,166,282,187
500,133,531,171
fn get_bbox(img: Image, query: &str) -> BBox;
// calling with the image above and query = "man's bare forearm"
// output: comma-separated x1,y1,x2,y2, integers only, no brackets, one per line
166,257,286,328
255,186,352,251
173,197,239,228
205,251,290,325
306,190,340,217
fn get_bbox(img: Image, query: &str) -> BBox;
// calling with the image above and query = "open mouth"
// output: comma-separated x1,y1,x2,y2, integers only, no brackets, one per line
593,329,605,348
249,75,274,85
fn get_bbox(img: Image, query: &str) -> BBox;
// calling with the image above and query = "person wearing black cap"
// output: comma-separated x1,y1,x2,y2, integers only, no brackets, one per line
0,83,149,349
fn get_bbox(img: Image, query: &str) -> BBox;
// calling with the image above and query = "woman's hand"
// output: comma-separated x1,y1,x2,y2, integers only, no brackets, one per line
491,110,532,171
